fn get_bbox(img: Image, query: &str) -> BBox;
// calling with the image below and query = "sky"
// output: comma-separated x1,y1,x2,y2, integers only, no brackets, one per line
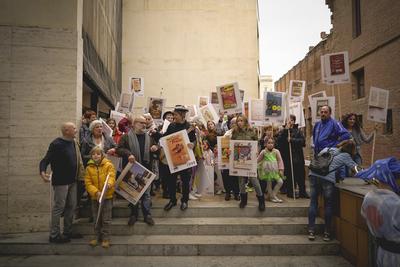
258,0,332,83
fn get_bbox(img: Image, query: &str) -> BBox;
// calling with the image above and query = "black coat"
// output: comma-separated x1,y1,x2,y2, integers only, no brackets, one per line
276,124,305,166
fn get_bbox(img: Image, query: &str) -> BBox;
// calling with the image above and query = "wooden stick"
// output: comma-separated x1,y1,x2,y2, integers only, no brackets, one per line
371,126,377,165
336,84,342,120
288,132,296,201
49,172,53,228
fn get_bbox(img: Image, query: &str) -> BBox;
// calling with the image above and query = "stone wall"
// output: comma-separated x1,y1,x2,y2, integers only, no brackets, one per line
0,0,83,233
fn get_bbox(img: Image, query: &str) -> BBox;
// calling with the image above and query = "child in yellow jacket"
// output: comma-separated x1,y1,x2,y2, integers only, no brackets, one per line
84,146,116,248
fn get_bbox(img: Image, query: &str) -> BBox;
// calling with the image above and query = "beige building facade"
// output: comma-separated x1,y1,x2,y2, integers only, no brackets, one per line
122,0,260,109
0,0,122,233
275,0,400,165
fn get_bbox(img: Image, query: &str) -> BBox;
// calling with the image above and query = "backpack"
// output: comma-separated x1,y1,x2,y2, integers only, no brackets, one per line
309,149,334,176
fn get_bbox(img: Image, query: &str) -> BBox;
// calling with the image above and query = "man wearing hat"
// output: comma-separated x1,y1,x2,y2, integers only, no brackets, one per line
116,115,159,226
162,105,197,211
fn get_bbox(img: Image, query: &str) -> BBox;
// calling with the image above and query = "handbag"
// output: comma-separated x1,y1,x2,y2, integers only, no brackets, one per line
309,149,334,176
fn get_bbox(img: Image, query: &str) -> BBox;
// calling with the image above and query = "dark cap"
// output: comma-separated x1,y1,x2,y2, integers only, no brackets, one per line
162,111,174,120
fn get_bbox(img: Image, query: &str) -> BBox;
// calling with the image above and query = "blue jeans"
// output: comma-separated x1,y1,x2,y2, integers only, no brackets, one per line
129,186,152,217
308,175,334,233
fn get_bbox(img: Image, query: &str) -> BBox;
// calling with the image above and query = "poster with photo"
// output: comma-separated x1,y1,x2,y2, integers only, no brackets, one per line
289,80,306,102
321,51,350,84
307,91,327,106
239,90,245,102
147,97,165,122
264,91,286,124
130,77,144,96
115,161,156,205
186,105,198,120
199,103,219,125
198,96,209,108
160,130,197,173
217,136,230,169
229,140,258,177
367,86,389,123
216,82,242,115
249,99,265,126
210,92,220,113
311,96,336,124
242,101,249,118
118,92,133,113
289,101,305,128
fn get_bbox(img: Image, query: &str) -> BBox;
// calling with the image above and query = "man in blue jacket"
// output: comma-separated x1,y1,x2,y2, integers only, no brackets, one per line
313,105,351,154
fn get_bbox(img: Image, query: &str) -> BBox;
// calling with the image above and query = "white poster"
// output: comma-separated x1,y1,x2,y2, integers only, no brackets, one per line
307,91,327,107
99,117,113,138
289,101,305,128
289,80,306,102
311,96,336,124
160,130,197,174
110,110,126,125
199,103,219,125
160,119,171,134
367,86,389,123
198,96,209,108
229,140,258,177
217,136,230,169
118,92,133,113
147,97,165,123
216,82,243,115
130,77,144,96
321,51,350,84
115,162,156,205
186,105,198,120
264,91,286,124
249,99,265,126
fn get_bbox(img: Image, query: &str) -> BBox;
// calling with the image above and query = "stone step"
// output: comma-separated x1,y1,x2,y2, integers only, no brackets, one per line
0,255,354,267
73,217,323,235
79,199,310,218
0,233,339,256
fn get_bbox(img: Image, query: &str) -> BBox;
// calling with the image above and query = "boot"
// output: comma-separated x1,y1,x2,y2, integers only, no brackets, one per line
239,193,248,209
257,195,265,211
128,204,139,226
224,192,231,201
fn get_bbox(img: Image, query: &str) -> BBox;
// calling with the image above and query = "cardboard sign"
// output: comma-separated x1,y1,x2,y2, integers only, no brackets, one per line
229,140,258,177
367,86,389,123
130,77,144,96
321,52,350,84
216,82,243,115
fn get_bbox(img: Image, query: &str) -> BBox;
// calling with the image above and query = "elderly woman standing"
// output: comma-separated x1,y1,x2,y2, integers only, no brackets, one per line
81,120,117,167
231,115,265,211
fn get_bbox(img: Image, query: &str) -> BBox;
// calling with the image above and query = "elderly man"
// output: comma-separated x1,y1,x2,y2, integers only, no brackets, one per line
116,115,158,226
313,105,351,154
39,122,84,243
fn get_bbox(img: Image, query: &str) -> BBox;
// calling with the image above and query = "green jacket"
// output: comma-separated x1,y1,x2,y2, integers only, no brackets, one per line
231,128,257,141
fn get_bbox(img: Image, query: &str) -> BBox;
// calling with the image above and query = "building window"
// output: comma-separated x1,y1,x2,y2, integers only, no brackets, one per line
384,109,393,134
352,68,365,99
352,0,361,37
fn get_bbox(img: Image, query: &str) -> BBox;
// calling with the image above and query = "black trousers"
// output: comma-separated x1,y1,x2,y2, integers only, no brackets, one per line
159,162,170,196
221,169,239,195
284,162,306,195
168,168,191,203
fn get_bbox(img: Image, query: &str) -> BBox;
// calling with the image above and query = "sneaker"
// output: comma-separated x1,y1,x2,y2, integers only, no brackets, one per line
271,198,280,203
189,194,198,200
274,197,283,203
245,186,254,193
101,239,110,248
323,232,331,242
194,193,202,198
89,239,98,247
49,234,70,244
308,230,315,241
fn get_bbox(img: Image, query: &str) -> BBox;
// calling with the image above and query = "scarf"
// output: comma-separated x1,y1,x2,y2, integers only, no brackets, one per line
128,130,150,164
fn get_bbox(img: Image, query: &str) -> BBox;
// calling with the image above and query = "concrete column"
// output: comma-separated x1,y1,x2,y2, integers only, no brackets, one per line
0,0,83,233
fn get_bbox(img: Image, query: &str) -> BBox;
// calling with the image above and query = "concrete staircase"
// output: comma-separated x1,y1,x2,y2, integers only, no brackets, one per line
0,195,347,259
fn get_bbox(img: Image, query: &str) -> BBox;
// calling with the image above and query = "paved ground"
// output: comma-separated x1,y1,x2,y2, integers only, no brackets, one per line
0,255,354,267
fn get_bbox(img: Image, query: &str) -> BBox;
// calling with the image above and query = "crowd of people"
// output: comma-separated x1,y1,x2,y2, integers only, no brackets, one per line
40,103,380,248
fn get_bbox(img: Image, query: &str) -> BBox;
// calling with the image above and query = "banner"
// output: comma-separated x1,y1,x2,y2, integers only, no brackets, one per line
160,130,197,173
147,97,165,122
199,103,219,125
311,96,336,124
229,140,258,177
216,82,242,115
289,80,306,102
321,51,350,84
130,77,144,96
115,162,156,205
217,136,230,169
367,86,389,123
249,99,265,126
264,91,286,124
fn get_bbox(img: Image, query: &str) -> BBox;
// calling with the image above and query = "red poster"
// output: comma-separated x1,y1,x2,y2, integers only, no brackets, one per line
329,54,345,75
